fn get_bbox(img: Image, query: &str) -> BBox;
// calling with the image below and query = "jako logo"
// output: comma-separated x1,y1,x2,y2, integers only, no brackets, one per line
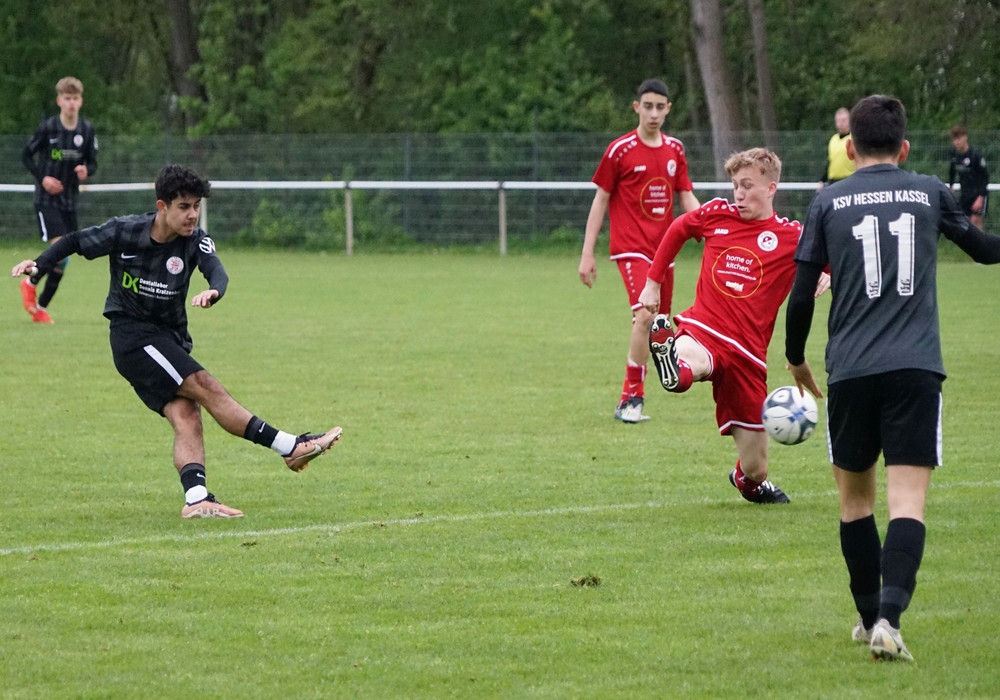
122,272,140,292
714,228,730,235
634,165,647,172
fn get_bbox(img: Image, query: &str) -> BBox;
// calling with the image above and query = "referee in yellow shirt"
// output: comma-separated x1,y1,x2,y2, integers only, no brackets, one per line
818,107,856,189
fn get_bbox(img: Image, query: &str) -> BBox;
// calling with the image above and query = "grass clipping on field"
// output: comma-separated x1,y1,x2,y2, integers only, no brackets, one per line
571,574,602,588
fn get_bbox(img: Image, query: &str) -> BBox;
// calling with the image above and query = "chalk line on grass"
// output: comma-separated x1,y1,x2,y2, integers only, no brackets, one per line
0,501,663,557
3,477,996,557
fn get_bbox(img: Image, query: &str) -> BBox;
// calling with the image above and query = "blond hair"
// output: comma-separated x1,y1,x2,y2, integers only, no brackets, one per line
55,76,83,96
724,147,782,183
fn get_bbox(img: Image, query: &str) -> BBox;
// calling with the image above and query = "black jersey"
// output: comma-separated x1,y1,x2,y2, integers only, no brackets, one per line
796,164,975,383
35,213,228,350
948,146,989,206
21,115,99,211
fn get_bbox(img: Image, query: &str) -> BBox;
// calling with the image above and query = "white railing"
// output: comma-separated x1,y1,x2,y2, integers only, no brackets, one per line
1,180,990,255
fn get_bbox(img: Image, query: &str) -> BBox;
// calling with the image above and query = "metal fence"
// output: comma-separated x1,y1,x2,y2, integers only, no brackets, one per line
1,130,994,249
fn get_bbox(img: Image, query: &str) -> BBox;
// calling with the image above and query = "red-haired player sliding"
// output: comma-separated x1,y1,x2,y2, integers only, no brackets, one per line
639,148,829,504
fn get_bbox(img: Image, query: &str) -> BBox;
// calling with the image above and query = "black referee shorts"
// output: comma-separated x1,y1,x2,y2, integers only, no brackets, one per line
110,320,203,415
827,369,943,472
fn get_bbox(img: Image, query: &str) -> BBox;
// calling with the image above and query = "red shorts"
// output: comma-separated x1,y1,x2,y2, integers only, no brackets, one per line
616,258,672,314
675,323,767,435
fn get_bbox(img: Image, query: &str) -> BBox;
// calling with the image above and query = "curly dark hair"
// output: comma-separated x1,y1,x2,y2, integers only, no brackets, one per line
154,164,211,204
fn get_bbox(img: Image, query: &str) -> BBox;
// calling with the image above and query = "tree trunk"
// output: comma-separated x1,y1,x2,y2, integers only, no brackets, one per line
689,0,741,179
164,0,206,130
747,0,778,149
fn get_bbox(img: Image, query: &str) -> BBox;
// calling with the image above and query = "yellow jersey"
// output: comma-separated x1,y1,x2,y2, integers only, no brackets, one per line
826,132,855,182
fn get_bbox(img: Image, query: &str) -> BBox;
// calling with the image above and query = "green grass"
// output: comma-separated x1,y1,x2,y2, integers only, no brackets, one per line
2,245,999,698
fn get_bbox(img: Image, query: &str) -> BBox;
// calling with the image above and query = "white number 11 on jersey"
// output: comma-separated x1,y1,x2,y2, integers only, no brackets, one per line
852,213,916,298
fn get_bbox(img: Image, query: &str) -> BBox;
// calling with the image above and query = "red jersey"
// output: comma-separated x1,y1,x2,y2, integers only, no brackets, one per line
592,130,694,261
649,198,802,366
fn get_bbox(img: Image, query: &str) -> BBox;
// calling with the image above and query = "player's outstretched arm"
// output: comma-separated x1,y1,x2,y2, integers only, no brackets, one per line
638,279,661,314
788,360,824,399
11,260,38,277
815,272,831,297
191,289,220,308
579,188,610,288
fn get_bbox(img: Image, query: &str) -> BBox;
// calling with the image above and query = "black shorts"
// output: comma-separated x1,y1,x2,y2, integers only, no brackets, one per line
110,319,203,415
827,369,943,472
36,206,78,242
961,194,989,217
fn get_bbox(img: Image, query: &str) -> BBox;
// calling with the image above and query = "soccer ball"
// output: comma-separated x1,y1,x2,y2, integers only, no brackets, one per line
761,386,819,445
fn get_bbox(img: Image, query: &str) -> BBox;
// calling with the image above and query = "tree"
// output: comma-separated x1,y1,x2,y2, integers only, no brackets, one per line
688,0,741,178
746,0,777,146
164,0,206,130
2,0,1000,137
261,0,622,133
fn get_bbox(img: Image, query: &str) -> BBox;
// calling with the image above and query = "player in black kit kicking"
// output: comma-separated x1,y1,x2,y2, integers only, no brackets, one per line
12,164,342,519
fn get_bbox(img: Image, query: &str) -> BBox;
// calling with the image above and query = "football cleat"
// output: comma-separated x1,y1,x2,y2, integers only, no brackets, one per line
20,277,38,315
869,619,914,662
32,308,54,324
852,618,874,644
181,493,244,519
649,314,681,391
728,469,790,504
614,396,650,423
283,426,343,472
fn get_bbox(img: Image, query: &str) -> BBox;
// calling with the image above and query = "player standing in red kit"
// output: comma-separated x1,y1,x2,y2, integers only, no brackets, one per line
579,79,699,423
638,148,828,503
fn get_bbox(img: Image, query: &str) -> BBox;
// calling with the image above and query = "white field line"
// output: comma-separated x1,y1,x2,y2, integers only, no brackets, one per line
0,501,662,557
2,479,997,557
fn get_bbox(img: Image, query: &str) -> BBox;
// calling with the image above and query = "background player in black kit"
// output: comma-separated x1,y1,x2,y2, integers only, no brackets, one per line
784,95,1000,662
947,124,989,230
12,165,342,519
20,76,99,324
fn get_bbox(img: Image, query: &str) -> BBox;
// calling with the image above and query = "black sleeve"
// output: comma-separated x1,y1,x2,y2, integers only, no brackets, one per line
947,221,1000,264
34,234,82,273
199,253,229,304
784,261,824,366
976,153,989,198
21,125,45,182
84,121,98,177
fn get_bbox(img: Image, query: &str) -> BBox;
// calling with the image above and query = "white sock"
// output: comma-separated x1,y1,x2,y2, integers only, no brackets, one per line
271,431,296,456
185,485,208,505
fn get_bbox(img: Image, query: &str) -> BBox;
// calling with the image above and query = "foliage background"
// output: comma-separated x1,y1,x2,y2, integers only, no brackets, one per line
1,0,997,136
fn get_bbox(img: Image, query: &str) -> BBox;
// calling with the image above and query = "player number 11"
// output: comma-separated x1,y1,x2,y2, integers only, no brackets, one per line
852,213,916,299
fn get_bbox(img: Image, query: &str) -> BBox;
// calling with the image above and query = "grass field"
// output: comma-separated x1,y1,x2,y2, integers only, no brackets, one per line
2,244,999,698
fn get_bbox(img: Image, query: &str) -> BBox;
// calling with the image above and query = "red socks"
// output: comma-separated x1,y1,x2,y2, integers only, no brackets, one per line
732,461,762,498
620,363,647,403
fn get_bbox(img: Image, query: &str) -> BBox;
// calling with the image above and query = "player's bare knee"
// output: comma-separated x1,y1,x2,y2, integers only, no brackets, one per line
179,369,226,400
164,397,202,430
633,306,654,327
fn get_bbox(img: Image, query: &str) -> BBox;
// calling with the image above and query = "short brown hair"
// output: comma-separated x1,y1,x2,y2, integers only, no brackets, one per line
949,124,968,139
55,77,83,96
724,147,782,183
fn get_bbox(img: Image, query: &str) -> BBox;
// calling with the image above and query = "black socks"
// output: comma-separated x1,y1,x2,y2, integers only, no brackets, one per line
244,415,278,447
841,515,882,629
